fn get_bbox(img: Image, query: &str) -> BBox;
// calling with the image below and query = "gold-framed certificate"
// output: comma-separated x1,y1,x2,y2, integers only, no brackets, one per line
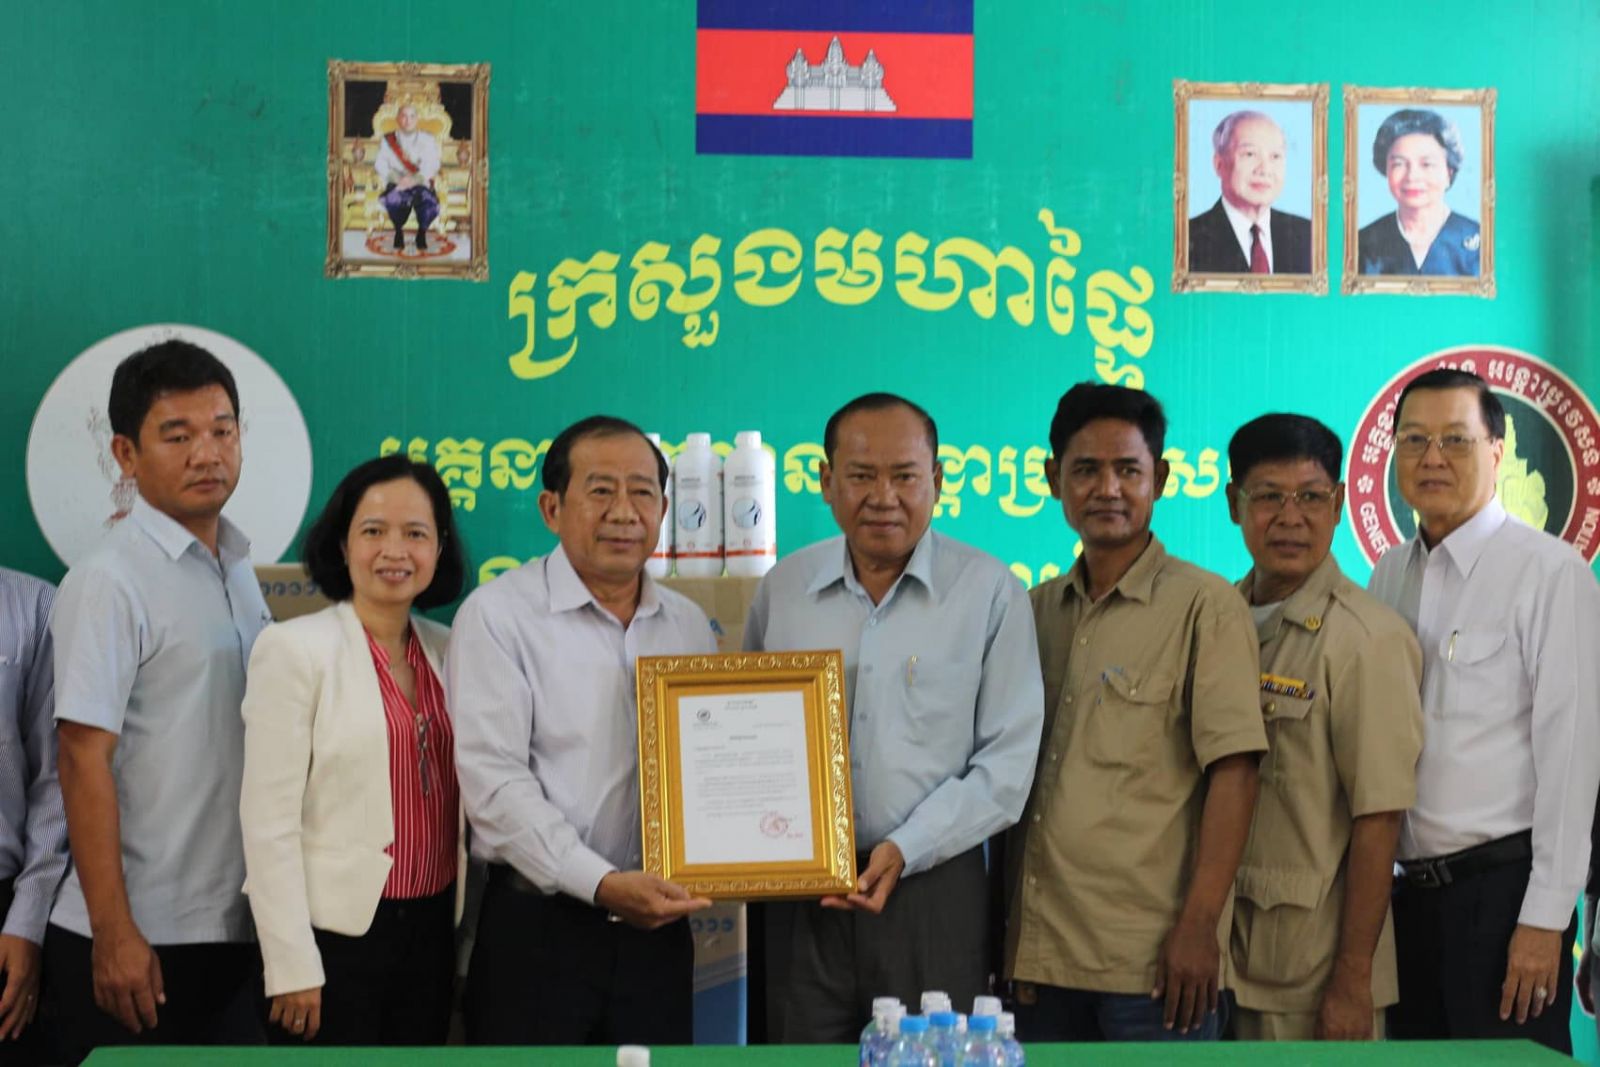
636,650,856,899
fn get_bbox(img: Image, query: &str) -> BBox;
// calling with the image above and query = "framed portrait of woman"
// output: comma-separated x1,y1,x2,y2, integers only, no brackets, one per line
1172,80,1329,294
1343,86,1495,297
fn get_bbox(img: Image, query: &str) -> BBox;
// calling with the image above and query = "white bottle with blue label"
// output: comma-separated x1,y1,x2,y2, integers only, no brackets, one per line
673,432,723,577
723,430,776,577
645,433,672,579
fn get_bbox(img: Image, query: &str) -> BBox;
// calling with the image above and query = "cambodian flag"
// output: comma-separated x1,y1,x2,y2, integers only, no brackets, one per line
696,1,974,159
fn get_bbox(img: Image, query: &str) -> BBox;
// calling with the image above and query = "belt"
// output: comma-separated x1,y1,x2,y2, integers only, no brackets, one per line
486,863,622,922
1398,830,1532,889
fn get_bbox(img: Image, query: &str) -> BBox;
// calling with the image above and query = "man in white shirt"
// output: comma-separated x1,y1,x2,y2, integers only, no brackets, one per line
1187,110,1311,275
375,103,442,253
448,415,714,1046
1368,368,1600,1053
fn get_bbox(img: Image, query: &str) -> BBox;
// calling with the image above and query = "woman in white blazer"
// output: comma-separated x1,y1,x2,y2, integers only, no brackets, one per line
240,454,467,1045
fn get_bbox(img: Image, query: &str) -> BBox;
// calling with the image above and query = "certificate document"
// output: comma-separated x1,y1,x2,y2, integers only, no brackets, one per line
677,690,815,866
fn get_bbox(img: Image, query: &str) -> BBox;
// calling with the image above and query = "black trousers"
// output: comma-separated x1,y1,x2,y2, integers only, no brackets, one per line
42,924,264,1065
463,865,694,1045
763,846,989,1044
267,886,454,1047
1389,843,1575,1053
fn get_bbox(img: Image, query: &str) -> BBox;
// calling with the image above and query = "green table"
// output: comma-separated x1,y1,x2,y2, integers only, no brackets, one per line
84,1041,1575,1065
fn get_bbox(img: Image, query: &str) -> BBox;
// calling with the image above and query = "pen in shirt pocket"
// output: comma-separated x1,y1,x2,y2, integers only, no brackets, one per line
1447,630,1458,662
906,654,918,686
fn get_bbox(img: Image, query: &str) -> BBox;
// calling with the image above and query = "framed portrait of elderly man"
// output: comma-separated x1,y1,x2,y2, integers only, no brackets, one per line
1173,80,1329,294
1343,86,1495,297
325,60,489,281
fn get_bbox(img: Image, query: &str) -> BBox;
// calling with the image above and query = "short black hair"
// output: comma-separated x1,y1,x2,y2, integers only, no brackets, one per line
1048,382,1167,460
302,453,467,610
542,415,667,496
1396,368,1505,440
108,339,240,441
1228,414,1344,485
822,393,939,464
1372,108,1465,186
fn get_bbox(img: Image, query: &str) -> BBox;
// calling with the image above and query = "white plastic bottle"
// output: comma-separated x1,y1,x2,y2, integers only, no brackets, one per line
672,432,723,577
960,1013,1006,1067
645,433,672,579
859,997,903,1067
996,1011,1025,1067
722,430,777,577
920,991,952,1016
885,1014,936,1067
972,995,1002,1018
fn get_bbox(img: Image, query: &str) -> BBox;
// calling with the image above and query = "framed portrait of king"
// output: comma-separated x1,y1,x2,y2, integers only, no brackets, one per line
1343,86,1495,297
325,60,489,281
1173,80,1329,294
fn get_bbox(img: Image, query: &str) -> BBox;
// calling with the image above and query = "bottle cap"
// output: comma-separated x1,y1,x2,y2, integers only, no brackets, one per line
686,432,711,447
929,1011,957,1029
735,430,762,448
617,1046,650,1067
972,995,1002,1016
898,1015,929,1034
873,996,903,1013
968,1014,998,1032
920,991,952,1013
996,1012,1016,1037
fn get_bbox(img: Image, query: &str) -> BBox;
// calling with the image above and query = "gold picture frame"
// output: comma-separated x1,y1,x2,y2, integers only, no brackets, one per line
636,650,857,900
1342,86,1495,297
325,59,490,281
1172,79,1329,294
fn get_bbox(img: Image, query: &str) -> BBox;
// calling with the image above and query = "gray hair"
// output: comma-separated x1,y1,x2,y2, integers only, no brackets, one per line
1211,110,1276,155
1371,109,1464,185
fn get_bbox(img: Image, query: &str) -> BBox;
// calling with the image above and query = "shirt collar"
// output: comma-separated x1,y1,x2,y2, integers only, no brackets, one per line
1221,198,1272,260
128,494,251,564
1063,532,1166,605
544,543,662,620
1237,552,1342,639
1421,496,1507,578
806,527,939,603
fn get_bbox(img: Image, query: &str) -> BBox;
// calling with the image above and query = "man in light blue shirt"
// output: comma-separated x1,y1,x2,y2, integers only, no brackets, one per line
746,393,1044,1042
0,566,66,1064
44,341,272,1065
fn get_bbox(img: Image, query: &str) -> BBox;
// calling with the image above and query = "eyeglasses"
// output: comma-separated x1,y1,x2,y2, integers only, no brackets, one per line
416,712,432,797
1394,433,1485,458
1236,486,1338,515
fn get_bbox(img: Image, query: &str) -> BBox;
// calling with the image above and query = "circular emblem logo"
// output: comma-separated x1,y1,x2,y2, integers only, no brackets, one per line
26,324,314,568
1347,345,1600,566
760,811,790,838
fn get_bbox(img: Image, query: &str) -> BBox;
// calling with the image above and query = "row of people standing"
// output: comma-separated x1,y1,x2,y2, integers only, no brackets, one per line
0,338,1597,1062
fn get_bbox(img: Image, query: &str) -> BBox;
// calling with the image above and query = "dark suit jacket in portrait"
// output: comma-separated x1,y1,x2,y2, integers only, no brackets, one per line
1357,211,1481,277
1187,198,1312,274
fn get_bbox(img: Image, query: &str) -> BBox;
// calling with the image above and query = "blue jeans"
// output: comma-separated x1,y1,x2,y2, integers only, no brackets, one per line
1014,983,1224,1042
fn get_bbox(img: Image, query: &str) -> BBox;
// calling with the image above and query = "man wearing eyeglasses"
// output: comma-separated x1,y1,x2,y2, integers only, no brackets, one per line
1369,368,1600,1053
1222,415,1422,1042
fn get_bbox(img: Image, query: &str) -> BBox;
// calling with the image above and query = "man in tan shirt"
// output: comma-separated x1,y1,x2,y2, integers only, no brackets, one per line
1223,414,1423,1041
1006,383,1266,1041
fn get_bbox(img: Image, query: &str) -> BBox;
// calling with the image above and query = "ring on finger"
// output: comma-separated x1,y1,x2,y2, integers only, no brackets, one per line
1535,987,1550,1000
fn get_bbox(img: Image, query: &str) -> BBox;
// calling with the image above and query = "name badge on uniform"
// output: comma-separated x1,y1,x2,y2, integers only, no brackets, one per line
1259,672,1313,701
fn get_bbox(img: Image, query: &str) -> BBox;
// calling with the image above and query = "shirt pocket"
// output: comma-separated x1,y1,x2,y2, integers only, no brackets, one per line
903,661,982,747
1087,670,1175,769
1437,629,1515,717
1259,693,1315,784
1234,866,1327,985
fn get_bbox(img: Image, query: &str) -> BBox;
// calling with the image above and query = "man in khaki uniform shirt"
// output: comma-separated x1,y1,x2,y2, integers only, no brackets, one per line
1006,383,1266,1042
1223,414,1423,1041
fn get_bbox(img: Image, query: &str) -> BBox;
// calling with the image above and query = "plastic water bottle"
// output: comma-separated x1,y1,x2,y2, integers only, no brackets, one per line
859,997,903,1067
960,1014,1006,1067
927,1011,960,1067
920,991,952,1015
996,1012,1025,1067
672,433,723,577
644,433,672,578
886,1014,936,1067
722,430,777,577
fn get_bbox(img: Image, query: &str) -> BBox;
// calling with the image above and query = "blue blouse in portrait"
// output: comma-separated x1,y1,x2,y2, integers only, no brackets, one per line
1357,211,1481,277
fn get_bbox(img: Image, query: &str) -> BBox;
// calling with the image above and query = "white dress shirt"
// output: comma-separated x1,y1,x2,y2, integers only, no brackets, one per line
1369,496,1600,929
446,547,715,904
1222,198,1273,271
375,128,441,185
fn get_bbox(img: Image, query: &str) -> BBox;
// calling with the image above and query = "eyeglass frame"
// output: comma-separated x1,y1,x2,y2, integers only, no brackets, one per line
1392,432,1492,459
1233,484,1342,515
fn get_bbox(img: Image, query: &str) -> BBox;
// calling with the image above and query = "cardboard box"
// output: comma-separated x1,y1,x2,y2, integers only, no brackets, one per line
254,563,331,621
659,575,762,654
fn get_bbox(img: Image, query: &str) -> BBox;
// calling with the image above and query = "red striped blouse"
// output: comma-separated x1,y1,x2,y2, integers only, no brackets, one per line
366,628,459,899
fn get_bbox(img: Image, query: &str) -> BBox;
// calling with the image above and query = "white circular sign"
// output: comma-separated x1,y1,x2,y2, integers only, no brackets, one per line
27,324,313,567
